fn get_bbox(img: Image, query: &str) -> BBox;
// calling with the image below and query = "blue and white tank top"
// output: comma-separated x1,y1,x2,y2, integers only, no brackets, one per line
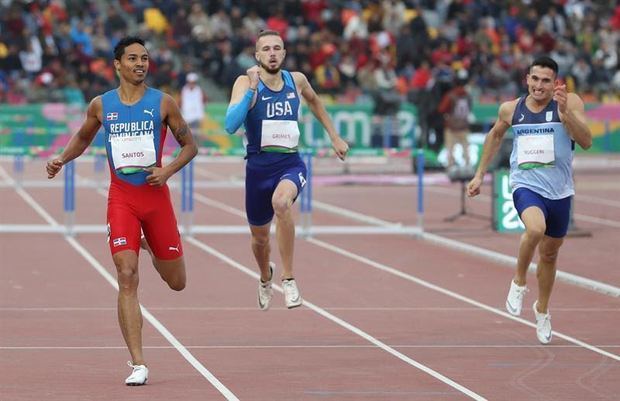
509,96,575,199
101,87,166,186
244,70,302,166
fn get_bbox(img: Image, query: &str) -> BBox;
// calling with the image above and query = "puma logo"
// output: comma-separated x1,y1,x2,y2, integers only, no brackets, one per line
518,113,525,122
168,244,180,253
144,108,154,117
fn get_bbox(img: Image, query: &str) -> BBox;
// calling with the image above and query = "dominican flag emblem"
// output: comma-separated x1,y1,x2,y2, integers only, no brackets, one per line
106,112,118,121
112,237,127,247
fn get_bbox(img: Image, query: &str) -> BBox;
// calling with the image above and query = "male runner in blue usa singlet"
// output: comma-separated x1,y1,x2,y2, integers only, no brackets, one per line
46,36,197,385
467,56,592,344
225,30,349,311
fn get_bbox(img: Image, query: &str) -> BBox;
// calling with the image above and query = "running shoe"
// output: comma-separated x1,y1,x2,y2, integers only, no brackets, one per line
282,278,302,309
533,301,552,344
258,262,274,311
125,361,148,386
505,280,528,316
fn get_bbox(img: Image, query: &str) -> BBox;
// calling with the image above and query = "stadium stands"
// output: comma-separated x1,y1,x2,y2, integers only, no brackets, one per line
0,0,618,108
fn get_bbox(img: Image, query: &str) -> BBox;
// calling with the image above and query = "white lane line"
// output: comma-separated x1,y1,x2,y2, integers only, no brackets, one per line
3,344,619,350
152,185,620,297
3,306,618,312
193,166,235,181
187,236,487,401
194,193,246,218
573,213,620,228
425,185,620,227
420,231,620,297
8,180,240,401
578,194,620,208
0,165,58,226
188,190,620,297
313,200,403,227
308,237,620,363
311,197,620,298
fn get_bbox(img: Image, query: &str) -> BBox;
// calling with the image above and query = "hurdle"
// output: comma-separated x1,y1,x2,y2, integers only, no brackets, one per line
63,160,75,236
300,150,313,237
1,150,425,237
181,160,195,236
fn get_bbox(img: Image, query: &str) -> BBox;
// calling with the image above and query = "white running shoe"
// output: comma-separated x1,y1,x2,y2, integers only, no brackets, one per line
505,280,528,316
282,278,302,309
257,262,274,311
533,301,552,344
125,361,148,386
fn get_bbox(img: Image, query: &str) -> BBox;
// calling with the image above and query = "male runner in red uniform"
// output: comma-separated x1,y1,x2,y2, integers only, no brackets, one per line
46,36,197,385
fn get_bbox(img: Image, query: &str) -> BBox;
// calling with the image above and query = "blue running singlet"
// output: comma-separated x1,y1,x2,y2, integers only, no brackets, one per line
101,87,166,186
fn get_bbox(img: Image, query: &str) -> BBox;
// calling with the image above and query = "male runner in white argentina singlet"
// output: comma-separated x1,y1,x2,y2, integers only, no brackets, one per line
467,56,592,344
224,30,349,311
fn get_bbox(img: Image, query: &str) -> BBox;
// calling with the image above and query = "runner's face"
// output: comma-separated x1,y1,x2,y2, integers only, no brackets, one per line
526,66,556,102
255,35,285,74
115,43,149,84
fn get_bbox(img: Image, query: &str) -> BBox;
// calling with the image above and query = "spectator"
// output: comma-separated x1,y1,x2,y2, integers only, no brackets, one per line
179,72,207,141
438,70,473,172
1,0,619,106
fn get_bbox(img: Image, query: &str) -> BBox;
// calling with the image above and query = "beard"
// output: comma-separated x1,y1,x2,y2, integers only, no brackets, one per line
259,60,282,74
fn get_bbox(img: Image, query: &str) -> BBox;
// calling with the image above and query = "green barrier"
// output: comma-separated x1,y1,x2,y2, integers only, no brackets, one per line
2,102,618,157
0,102,418,157
202,103,417,150
492,169,524,233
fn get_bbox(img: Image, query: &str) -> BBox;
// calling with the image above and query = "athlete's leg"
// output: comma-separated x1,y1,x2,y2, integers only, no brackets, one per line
534,195,570,313
514,206,546,286
272,179,298,279
108,193,146,366
140,189,186,291
250,223,272,282
535,235,563,313
113,249,145,366
140,237,186,291
456,131,470,166
445,128,456,167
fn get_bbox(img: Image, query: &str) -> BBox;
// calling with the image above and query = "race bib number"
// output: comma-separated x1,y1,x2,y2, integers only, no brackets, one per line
110,134,156,173
517,135,555,169
261,120,300,150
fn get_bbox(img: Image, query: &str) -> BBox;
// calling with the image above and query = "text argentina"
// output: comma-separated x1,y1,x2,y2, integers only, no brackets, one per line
515,127,554,135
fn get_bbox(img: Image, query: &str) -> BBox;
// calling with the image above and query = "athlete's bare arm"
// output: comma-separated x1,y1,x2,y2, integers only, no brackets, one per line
555,87,592,150
467,99,517,197
47,97,102,179
293,71,348,160
145,94,197,187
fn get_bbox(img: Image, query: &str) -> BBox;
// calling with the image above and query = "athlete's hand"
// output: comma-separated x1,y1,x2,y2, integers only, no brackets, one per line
332,137,349,161
246,65,260,90
144,166,171,187
467,175,483,197
553,82,568,119
46,158,64,179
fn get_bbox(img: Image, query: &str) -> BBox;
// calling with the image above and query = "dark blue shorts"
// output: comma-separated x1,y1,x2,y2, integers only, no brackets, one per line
512,187,572,238
245,154,307,226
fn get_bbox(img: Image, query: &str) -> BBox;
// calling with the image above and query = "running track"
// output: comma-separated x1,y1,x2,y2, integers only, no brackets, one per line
1,158,618,401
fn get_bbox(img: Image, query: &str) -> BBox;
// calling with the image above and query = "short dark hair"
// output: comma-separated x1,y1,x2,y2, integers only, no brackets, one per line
257,30,281,40
530,56,558,76
114,36,146,61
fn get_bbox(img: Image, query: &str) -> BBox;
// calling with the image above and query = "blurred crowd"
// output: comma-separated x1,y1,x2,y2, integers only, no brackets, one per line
1,0,619,107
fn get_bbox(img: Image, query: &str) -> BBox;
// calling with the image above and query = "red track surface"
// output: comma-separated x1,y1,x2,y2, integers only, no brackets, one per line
1,158,618,400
